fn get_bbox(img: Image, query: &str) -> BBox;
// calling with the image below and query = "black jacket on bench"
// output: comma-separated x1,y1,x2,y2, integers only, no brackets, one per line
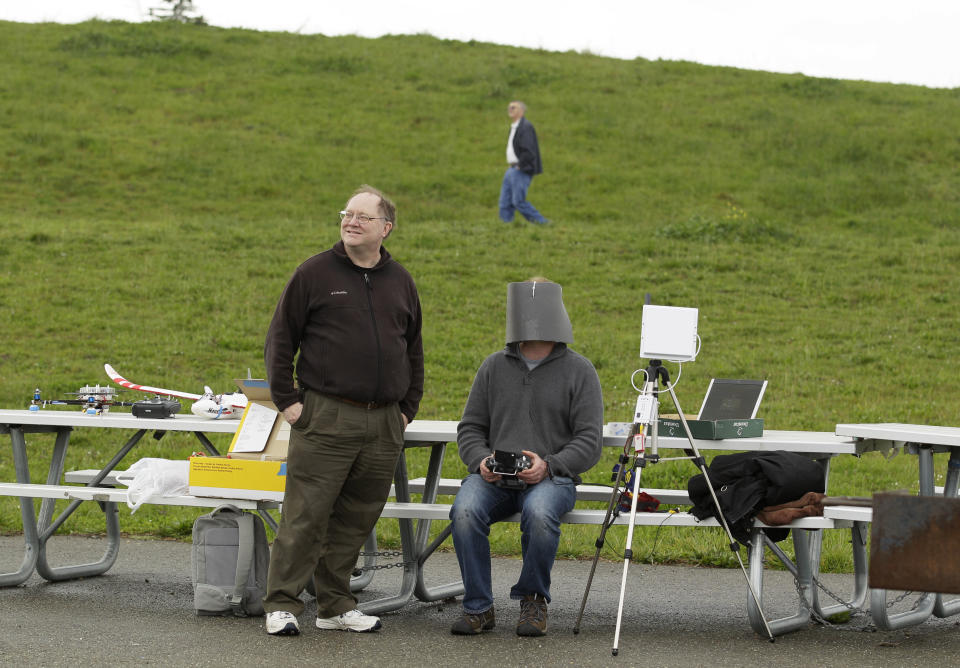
687,451,826,546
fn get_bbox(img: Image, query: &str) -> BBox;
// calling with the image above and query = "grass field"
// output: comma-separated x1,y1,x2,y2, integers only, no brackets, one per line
1,20,958,570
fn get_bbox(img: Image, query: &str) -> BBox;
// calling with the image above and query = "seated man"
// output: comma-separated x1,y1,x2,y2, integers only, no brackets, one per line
450,278,603,637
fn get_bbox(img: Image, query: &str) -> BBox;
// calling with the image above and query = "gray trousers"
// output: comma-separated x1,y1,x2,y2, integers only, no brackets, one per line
263,390,404,618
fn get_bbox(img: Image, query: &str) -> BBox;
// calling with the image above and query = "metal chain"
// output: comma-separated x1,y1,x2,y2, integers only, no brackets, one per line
885,589,920,609
793,575,869,632
356,550,416,572
359,550,404,558
792,570,925,632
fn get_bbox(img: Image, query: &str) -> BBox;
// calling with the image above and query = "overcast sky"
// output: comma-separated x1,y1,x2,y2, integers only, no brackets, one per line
3,1,958,88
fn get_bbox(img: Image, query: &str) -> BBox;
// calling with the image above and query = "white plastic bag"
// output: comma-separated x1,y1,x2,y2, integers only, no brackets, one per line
114,458,190,512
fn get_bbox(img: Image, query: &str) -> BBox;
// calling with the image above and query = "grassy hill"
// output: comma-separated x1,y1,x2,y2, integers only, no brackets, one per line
1,20,958,567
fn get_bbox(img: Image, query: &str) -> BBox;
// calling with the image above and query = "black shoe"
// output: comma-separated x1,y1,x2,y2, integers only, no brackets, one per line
516,594,547,637
450,607,496,635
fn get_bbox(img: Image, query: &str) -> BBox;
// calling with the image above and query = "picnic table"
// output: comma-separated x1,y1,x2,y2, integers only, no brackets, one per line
0,409,455,613
834,423,960,630
5,410,956,637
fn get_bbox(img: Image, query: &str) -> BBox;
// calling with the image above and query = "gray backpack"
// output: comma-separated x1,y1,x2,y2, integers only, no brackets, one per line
191,504,270,617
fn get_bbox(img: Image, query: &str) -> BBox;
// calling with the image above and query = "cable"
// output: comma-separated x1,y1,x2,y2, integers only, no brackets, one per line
644,509,680,563
630,368,649,393
631,361,683,394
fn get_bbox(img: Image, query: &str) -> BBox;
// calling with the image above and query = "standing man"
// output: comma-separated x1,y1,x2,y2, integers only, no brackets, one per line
450,279,603,637
499,101,549,225
262,185,424,636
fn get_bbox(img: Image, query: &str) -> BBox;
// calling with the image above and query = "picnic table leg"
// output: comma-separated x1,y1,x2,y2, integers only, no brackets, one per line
33,429,148,581
747,528,815,636
191,431,222,456
808,454,868,616
934,448,960,618
808,522,869,617
357,450,419,615
870,444,937,630
0,426,42,586
413,442,463,602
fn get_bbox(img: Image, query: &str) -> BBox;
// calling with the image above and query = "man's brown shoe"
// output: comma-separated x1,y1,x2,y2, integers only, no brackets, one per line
516,594,547,637
450,607,496,635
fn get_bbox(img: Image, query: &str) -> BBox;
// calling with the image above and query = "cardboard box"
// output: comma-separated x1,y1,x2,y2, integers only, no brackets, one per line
658,417,764,440
188,456,286,501
227,378,289,461
186,379,290,501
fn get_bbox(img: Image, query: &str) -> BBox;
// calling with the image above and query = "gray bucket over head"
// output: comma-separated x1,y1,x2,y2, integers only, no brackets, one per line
505,281,574,344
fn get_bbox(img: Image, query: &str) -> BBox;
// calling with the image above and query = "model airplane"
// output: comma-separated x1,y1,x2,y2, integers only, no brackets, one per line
103,364,247,419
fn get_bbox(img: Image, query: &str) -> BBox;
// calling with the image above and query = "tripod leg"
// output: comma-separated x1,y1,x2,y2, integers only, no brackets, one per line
612,445,646,656
574,449,631,634
663,381,776,641
610,377,660,654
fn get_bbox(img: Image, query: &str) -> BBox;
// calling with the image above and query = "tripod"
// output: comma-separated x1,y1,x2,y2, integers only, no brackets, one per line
573,359,774,654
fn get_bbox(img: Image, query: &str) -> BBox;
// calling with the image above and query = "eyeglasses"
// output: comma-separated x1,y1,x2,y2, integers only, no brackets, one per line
339,210,386,225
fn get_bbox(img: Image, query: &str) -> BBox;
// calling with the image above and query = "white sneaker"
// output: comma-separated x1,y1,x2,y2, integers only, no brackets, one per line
265,610,300,636
315,608,382,632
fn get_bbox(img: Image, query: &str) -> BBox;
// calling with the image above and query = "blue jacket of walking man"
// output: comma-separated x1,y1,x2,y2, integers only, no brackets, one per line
499,101,548,224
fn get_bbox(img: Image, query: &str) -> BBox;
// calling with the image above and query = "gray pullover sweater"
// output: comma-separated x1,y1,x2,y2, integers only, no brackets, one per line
457,343,603,483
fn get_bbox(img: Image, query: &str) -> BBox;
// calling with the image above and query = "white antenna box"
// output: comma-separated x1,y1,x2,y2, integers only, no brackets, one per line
639,305,699,362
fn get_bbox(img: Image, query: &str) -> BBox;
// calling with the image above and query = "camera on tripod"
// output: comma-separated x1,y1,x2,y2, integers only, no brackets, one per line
484,450,532,476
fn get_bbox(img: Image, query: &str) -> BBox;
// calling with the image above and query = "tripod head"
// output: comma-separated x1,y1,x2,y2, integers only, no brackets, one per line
644,359,670,389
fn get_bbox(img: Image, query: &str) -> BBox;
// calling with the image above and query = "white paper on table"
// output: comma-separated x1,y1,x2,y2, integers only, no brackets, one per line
230,402,278,453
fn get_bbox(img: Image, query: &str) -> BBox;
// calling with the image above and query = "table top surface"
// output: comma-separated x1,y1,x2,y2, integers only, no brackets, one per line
836,423,960,447
0,409,241,433
0,410,868,453
407,420,861,453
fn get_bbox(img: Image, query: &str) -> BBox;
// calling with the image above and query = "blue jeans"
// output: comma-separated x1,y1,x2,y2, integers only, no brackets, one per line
450,473,576,613
498,166,547,223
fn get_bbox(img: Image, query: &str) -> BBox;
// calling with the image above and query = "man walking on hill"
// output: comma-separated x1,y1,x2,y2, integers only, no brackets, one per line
262,184,424,637
499,101,549,225
449,278,602,637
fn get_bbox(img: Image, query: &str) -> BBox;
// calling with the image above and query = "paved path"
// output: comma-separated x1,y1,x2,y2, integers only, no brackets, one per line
1,535,958,667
